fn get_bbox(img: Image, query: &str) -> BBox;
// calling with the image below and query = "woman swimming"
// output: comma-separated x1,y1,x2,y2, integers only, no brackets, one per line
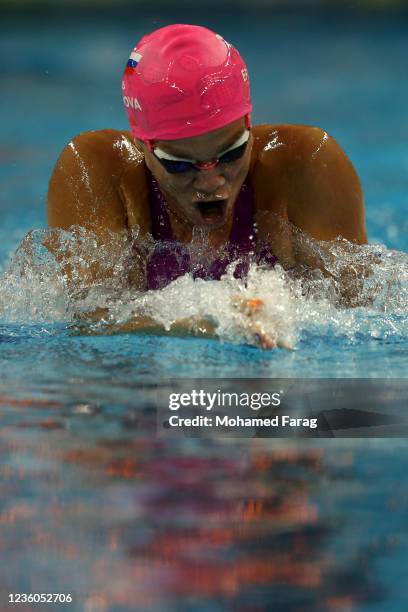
47,24,367,347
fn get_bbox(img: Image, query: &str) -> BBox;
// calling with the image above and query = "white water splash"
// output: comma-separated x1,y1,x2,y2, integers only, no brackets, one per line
100,264,298,349
1,226,408,348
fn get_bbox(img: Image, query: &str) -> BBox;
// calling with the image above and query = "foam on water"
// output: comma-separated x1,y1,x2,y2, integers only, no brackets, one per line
1,225,408,349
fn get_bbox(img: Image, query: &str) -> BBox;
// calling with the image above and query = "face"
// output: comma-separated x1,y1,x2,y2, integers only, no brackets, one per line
139,118,253,230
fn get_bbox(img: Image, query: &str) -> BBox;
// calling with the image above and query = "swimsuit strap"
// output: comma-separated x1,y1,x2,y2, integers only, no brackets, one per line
148,168,174,241
228,178,256,254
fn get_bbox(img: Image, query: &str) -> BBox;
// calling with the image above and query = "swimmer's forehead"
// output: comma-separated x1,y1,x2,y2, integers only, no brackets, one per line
154,118,246,157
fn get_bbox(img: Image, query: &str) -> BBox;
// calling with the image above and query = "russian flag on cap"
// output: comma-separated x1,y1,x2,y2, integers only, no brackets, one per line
127,50,142,68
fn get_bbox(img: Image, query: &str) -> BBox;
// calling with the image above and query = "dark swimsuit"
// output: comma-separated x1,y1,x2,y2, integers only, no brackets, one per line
146,170,278,290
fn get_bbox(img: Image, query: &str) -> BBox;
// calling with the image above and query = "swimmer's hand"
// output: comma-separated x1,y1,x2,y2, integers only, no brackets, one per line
232,296,292,351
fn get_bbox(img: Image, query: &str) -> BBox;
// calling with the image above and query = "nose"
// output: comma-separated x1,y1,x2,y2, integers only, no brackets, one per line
192,167,226,196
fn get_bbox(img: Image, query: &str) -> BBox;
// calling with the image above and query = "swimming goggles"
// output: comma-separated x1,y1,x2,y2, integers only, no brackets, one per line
149,129,251,174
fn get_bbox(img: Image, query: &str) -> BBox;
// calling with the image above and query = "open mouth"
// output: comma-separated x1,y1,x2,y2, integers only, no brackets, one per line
195,199,228,222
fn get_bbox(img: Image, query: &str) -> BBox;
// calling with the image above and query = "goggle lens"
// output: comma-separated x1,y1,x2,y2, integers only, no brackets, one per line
152,131,250,174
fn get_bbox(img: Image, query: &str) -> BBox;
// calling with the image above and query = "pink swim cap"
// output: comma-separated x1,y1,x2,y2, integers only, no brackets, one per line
122,24,252,141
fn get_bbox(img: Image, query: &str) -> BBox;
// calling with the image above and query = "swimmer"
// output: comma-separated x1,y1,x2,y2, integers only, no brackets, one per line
47,24,367,347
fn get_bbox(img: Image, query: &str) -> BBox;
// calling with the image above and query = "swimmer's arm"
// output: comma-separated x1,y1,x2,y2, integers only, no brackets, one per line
287,127,367,248
46,131,147,289
104,314,217,337
72,310,218,341
253,125,366,269
47,131,128,233
287,127,369,304
73,299,281,350
289,129,370,306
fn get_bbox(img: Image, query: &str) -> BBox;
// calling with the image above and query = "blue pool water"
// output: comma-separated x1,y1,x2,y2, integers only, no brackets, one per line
1,8,408,611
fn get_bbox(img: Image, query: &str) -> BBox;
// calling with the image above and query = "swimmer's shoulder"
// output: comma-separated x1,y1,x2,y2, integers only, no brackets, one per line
54,128,143,178
250,123,366,244
249,124,328,213
250,123,340,170
48,129,151,234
